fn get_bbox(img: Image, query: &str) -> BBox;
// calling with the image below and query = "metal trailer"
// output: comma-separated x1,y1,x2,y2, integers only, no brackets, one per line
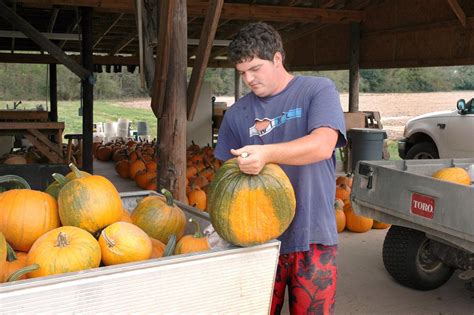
0,191,280,313
351,158,474,291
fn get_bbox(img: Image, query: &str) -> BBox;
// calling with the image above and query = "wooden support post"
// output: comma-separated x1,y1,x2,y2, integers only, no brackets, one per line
49,63,58,122
81,7,94,173
234,68,241,101
348,22,360,113
186,0,224,121
150,1,174,118
158,0,187,201
0,1,91,81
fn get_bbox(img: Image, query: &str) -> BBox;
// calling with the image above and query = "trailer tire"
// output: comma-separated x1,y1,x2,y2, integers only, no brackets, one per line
382,225,454,290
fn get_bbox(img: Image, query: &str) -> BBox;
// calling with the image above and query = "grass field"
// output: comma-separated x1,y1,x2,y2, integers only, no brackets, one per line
8,100,158,140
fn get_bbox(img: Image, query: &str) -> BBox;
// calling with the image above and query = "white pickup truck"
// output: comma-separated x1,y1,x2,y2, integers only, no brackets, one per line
398,98,474,159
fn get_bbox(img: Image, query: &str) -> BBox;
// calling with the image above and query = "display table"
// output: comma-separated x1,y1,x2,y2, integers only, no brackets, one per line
0,122,65,163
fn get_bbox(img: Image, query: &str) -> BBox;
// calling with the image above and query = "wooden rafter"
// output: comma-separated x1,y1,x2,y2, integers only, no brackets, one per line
447,0,466,27
59,15,81,49
47,8,59,32
187,0,224,121
17,0,365,23
0,52,139,64
0,1,91,80
108,33,136,56
93,13,124,49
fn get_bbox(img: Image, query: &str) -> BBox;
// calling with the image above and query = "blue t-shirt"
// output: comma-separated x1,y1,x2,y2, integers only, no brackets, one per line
214,76,347,254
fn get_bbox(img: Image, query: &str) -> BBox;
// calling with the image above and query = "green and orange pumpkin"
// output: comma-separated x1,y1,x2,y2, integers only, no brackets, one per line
131,189,186,244
58,164,123,234
174,218,210,255
98,222,152,266
207,158,296,246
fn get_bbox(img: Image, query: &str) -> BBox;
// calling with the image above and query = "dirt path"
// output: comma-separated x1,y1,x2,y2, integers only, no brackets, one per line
118,91,473,140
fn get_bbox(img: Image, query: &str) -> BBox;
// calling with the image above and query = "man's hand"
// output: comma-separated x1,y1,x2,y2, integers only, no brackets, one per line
230,145,269,175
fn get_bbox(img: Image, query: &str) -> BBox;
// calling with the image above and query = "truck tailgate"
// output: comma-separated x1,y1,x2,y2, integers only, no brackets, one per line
351,159,474,253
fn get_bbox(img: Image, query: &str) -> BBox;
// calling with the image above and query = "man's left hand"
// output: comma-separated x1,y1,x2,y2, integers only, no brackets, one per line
230,145,268,175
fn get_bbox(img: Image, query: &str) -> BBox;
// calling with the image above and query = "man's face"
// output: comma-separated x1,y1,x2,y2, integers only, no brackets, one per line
235,55,279,98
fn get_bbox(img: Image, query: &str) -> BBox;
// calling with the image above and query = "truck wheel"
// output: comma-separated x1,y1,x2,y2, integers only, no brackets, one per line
405,142,439,159
382,225,454,290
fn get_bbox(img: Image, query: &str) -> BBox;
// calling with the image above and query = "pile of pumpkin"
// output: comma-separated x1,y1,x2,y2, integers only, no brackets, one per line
334,174,390,233
0,165,210,284
96,139,221,212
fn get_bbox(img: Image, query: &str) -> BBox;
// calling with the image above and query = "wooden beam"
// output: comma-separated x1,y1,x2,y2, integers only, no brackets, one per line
348,22,360,113
447,0,466,27
234,68,241,101
150,0,174,118
49,63,58,122
17,0,365,23
108,33,136,55
0,53,139,65
59,15,81,48
187,0,223,121
93,13,124,49
157,0,187,201
0,30,81,41
0,1,91,81
47,8,60,32
81,7,94,173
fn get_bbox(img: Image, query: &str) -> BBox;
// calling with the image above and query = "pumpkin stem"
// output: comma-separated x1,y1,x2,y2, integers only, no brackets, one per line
55,232,69,248
6,242,18,262
101,230,123,256
69,163,83,178
189,218,204,238
0,175,31,190
52,173,69,186
163,234,177,257
160,188,175,206
7,264,40,282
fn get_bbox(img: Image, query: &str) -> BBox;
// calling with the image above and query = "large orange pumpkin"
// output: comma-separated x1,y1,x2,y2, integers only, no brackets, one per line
98,222,152,266
207,158,296,246
432,167,470,186
131,190,186,244
58,164,123,234
0,189,60,251
45,169,91,199
26,226,101,278
174,218,210,255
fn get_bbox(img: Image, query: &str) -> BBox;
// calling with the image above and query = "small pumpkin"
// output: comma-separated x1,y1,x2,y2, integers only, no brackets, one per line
207,158,296,247
1,243,29,282
0,232,6,274
334,199,346,233
58,164,123,234
26,226,101,278
335,184,351,202
150,237,166,259
432,167,470,186
187,185,207,211
344,203,373,233
372,220,391,229
99,222,152,266
174,218,210,255
131,189,186,244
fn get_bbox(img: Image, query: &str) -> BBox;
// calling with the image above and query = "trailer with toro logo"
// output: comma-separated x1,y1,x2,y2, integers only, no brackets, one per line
351,158,474,290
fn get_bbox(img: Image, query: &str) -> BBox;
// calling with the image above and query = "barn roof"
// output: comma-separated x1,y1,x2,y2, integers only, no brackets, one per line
1,0,473,70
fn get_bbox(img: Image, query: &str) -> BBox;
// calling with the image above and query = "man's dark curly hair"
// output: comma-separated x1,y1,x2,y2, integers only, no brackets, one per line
228,22,285,65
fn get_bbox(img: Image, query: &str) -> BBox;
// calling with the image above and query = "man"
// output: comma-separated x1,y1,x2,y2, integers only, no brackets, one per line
214,22,347,314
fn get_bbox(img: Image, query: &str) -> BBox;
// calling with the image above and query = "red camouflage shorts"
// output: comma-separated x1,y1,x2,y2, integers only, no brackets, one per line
270,244,338,315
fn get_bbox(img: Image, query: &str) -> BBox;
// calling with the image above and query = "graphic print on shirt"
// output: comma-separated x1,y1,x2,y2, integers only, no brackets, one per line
249,108,302,137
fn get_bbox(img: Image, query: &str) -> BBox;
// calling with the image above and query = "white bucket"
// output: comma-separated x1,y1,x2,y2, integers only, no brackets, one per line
117,118,131,138
104,122,118,137
94,122,104,133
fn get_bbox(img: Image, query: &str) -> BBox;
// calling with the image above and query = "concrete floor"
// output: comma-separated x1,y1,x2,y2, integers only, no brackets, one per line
93,160,474,315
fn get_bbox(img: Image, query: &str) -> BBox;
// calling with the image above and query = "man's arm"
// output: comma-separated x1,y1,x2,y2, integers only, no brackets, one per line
230,127,338,175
